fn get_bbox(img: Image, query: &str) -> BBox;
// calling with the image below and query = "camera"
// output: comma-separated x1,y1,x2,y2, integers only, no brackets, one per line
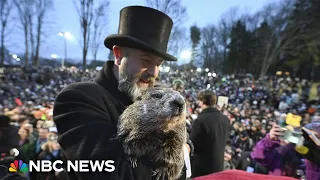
279,125,303,144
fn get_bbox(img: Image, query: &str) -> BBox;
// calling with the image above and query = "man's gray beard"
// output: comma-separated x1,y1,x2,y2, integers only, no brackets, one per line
118,79,141,102
117,59,151,101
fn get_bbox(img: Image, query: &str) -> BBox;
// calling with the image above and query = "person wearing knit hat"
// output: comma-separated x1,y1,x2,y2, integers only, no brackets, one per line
48,126,58,134
172,79,185,94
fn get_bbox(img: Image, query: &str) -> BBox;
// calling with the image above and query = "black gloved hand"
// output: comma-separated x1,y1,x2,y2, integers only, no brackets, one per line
301,130,320,165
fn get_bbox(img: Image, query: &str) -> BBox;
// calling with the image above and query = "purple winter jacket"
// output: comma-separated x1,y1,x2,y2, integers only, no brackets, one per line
251,134,320,180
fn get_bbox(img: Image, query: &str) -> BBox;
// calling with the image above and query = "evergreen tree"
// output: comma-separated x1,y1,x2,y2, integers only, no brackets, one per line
190,25,201,65
251,21,273,75
283,0,320,79
226,20,253,74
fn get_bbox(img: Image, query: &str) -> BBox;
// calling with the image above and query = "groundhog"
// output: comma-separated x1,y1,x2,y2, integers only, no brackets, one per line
117,87,187,180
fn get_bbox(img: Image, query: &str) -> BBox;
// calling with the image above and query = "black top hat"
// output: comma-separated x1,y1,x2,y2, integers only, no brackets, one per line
104,6,177,61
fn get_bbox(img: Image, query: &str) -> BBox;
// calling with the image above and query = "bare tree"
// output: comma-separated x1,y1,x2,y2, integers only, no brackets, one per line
91,0,109,66
241,11,262,31
168,26,188,58
146,0,188,62
146,0,187,26
14,0,34,69
199,7,238,72
0,0,13,66
256,0,318,78
73,0,94,70
28,7,35,64
32,0,53,67
201,25,221,72
216,7,239,63
201,26,214,70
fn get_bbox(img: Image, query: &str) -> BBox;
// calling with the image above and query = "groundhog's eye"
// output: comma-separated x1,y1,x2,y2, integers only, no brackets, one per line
152,93,162,99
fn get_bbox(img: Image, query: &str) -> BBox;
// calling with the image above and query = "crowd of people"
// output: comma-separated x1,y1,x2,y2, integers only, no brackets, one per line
162,70,320,180
0,64,319,179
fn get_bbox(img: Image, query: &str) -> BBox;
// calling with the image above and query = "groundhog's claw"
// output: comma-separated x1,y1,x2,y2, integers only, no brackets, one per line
152,170,158,176
152,169,166,180
128,157,137,168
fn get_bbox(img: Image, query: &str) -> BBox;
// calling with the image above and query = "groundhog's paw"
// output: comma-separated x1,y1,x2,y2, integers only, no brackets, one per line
128,157,137,168
152,169,167,180
151,169,158,176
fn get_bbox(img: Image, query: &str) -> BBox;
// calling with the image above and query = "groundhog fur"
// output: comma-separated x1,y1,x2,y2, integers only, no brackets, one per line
117,87,187,180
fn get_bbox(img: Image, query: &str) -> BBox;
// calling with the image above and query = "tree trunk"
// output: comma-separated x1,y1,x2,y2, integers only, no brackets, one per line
29,15,35,66
93,50,97,68
35,16,42,68
0,26,5,66
82,16,87,70
83,48,87,69
259,57,267,78
24,26,29,69
260,58,271,79
82,28,87,70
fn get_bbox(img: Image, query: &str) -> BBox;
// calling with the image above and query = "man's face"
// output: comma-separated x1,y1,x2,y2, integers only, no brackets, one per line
18,128,28,139
38,128,49,139
173,84,184,94
117,47,163,101
240,135,248,141
251,126,257,132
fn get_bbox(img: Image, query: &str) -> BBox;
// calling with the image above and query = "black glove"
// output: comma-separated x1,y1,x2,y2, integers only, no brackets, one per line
301,129,320,165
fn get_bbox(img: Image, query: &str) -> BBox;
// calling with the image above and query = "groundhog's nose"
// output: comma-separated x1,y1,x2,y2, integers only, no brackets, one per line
170,96,185,115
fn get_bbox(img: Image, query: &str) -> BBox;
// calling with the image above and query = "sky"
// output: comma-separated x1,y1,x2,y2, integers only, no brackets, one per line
7,0,277,65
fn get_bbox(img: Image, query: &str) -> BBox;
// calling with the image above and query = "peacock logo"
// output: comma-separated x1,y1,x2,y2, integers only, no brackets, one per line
9,160,28,173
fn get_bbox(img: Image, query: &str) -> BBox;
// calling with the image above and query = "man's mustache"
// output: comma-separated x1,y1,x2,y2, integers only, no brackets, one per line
137,73,155,84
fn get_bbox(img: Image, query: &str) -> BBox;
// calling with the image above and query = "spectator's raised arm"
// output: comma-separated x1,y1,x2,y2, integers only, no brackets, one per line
251,123,284,168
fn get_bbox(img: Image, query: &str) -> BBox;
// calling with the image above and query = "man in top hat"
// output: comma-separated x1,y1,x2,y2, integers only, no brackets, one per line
53,6,191,180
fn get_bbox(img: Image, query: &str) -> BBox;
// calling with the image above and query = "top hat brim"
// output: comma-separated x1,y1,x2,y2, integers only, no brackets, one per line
104,34,177,61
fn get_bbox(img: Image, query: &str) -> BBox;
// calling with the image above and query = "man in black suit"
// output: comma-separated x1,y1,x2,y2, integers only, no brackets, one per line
190,90,230,177
53,6,191,180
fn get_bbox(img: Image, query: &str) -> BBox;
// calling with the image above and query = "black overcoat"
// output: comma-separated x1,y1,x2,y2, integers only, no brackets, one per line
190,107,230,177
53,61,187,180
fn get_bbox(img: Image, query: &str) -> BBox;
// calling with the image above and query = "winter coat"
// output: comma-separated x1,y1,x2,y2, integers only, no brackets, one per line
190,107,230,177
53,61,188,180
